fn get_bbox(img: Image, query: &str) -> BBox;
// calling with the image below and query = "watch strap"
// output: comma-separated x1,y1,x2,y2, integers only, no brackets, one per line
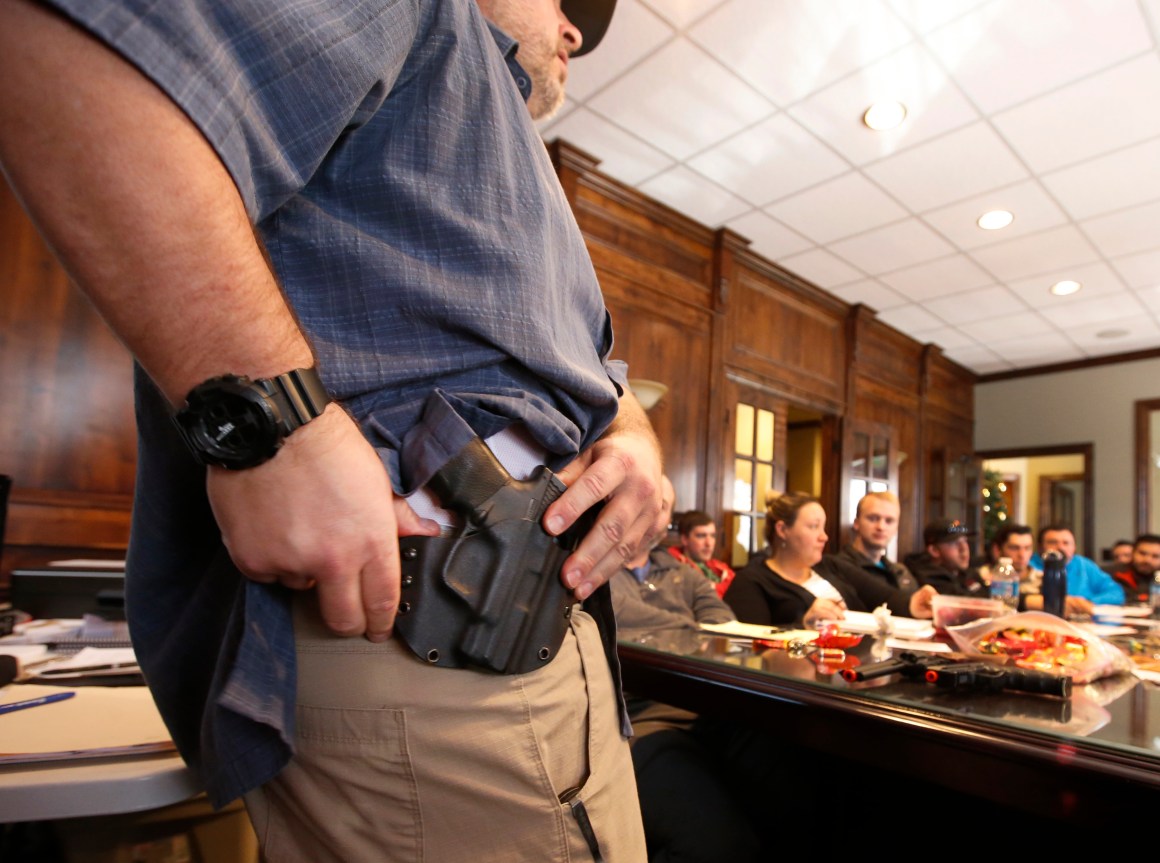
260,366,332,435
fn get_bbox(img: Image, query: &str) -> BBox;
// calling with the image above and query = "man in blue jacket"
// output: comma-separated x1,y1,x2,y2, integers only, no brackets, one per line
1032,525,1124,606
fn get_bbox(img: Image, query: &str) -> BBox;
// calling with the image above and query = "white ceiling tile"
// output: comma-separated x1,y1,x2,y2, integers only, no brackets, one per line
875,302,945,332
992,55,1160,175
1039,290,1148,329
877,254,993,301
1041,137,1160,220
957,311,1055,342
1081,200,1160,259
863,122,1028,212
825,278,908,312
1134,284,1160,314
1112,250,1160,290
1004,261,1126,311
940,342,1011,374
639,0,727,30
921,180,1069,250
686,114,849,206
763,172,908,244
586,38,772,161
565,1,676,100
923,285,1028,325
904,325,977,350
970,225,1100,282
688,0,913,106
788,43,979,165
981,331,1085,365
922,0,1152,114
1065,314,1160,353
542,108,675,185
885,0,994,34
827,218,954,274
638,164,751,226
725,210,814,260
777,247,864,287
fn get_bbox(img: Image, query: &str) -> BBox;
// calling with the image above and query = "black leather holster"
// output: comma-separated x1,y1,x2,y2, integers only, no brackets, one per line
393,436,597,675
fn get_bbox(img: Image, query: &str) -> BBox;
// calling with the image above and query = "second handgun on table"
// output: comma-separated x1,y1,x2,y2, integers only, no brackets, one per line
840,651,1071,699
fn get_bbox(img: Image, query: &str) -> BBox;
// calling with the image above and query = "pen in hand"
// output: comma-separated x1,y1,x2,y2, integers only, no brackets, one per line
0,691,76,715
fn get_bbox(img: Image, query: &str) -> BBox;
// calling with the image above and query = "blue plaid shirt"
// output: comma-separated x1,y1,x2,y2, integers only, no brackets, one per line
52,0,626,807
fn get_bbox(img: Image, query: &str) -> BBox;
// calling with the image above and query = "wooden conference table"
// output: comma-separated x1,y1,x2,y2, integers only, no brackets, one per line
617,626,1160,825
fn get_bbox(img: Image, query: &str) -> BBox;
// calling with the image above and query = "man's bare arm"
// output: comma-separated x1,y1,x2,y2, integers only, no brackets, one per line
0,0,436,640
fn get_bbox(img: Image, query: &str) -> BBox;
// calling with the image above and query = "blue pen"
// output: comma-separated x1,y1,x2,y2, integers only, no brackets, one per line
0,691,76,715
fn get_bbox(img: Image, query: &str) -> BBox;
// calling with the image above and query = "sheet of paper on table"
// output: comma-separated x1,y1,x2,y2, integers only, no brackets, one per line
699,621,819,643
1092,605,1153,618
0,684,174,764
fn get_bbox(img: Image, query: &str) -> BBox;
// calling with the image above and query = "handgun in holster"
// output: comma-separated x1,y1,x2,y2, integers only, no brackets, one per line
392,435,597,675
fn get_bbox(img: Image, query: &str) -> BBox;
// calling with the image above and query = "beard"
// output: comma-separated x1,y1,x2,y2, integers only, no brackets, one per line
520,34,567,120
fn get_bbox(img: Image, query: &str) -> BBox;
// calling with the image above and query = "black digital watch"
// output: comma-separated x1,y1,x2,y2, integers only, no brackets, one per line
173,366,332,470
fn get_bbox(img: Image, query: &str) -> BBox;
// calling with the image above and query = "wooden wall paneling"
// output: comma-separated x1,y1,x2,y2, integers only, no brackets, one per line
551,140,720,514
723,256,847,413
1,181,135,580
845,308,926,554
702,229,747,523
597,267,714,517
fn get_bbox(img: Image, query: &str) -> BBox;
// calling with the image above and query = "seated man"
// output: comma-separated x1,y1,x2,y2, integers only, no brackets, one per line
667,509,735,597
818,490,919,594
1031,525,1125,606
904,519,989,597
614,513,736,644
1102,539,1134,575
979,523,1093,616
1110,533,1160,604
612,479,761,863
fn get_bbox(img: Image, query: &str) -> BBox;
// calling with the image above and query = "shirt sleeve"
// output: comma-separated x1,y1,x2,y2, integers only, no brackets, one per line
1074,557,1126,605
45,0,419,221
691,576,736,624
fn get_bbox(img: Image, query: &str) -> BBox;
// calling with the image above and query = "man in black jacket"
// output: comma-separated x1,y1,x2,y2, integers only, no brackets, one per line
905,518,988,597
819,491,918,594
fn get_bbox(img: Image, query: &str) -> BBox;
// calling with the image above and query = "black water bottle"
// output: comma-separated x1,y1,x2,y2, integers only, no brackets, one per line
1042,550,1067,617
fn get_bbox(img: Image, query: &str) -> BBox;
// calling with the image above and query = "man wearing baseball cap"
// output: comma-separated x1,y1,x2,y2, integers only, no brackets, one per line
0,1,659,861
904,518,989,597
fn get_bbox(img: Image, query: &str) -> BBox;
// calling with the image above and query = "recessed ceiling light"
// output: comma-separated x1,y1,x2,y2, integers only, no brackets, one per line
1096,328,1129,339
977,210,1014,230
862,101,907,131
1050,280,1082,296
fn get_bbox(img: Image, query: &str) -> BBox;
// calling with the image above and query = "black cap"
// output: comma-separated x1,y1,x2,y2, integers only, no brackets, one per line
924,518,976,545
562,0,617,57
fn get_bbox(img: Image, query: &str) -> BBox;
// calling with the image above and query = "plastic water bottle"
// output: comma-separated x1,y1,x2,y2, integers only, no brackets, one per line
1150,571,1160,616
990,556,1019,612
1042,550,1067,617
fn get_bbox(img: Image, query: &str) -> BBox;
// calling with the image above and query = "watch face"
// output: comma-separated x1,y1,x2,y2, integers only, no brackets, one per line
178,379,282,469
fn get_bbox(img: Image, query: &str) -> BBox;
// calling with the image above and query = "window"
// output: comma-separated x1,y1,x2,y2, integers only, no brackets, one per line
729,402,776,565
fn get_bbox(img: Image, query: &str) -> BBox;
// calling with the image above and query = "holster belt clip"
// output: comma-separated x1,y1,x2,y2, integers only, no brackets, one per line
394,436,596,675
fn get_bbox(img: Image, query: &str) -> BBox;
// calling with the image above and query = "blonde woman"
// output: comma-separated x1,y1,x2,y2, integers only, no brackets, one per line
725,491,934,627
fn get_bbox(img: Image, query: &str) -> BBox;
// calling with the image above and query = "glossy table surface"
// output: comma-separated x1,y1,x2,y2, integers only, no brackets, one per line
617,625,1160,821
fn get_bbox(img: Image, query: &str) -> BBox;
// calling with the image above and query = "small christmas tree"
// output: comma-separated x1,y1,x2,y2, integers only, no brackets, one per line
981,468,1010,551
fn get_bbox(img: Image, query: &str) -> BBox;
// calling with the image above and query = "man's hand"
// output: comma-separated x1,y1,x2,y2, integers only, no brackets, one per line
1064,595,1094,617
546,391,665,600
908,584,938,619
207,407,440,641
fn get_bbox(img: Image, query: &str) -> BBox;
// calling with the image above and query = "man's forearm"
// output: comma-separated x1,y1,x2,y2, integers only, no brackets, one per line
0,0,311,405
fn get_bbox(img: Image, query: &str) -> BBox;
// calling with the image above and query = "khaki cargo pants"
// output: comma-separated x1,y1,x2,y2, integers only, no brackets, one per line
244,596,646,862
